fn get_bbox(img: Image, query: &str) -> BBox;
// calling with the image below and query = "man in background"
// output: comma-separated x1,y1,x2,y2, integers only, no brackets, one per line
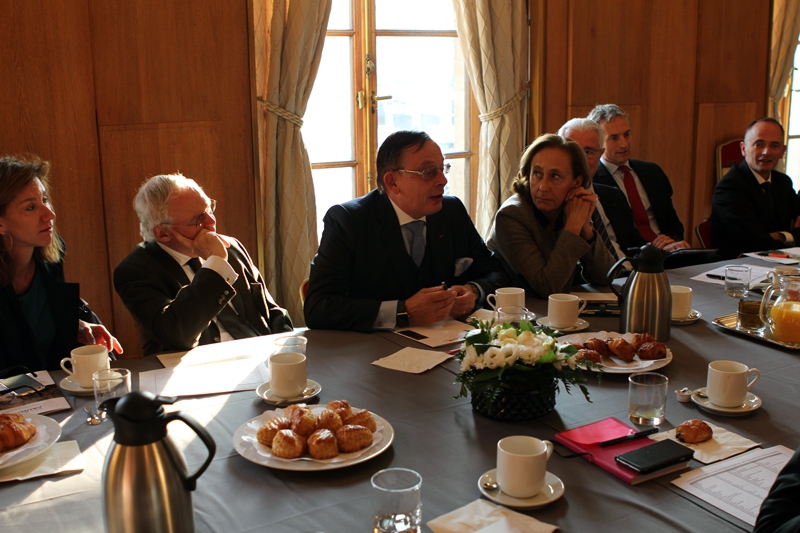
304,130,506,331
711,117,800,259
588,104,690,252
115,174,292,355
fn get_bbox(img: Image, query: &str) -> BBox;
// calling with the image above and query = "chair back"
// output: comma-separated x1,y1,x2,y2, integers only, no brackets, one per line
299,278,309,307
696,218,712,248
716,139,743,182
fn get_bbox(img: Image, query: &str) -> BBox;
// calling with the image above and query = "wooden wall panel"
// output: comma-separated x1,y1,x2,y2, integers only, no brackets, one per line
0,0,113,324
641,0,698,239
695,0,771,104
691,102,758,246
569,1,650,108
90,1,222,125
542,0,569,134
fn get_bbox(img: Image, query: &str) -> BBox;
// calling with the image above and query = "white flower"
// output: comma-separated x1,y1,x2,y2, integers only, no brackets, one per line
497,327,518,344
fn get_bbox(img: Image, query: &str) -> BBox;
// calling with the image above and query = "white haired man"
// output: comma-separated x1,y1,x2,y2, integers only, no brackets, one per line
114,174,292,355
558,117,646,261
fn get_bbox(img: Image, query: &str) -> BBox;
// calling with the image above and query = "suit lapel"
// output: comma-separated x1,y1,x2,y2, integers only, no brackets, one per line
143,242,191,285
226,247,250,318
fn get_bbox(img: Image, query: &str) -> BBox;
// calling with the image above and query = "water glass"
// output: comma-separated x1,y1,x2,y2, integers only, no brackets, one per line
371,468,422,533
93,368,132,412
496,306,535,329
725,266,751,298
273,335,308,355
628,372,668,426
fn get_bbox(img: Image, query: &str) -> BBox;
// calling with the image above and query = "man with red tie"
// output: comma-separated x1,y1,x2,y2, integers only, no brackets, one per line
588,104,690,253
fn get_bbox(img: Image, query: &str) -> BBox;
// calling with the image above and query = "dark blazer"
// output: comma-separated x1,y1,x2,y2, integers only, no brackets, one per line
304,190,507,332
114,239,292,356
594,160,685,243
754,445,800,533
0,254,98,372
594,182,647,255
711,161,800,260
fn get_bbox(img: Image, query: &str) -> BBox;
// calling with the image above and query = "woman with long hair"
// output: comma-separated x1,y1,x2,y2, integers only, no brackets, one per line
486,134,615,297
0,155,121,371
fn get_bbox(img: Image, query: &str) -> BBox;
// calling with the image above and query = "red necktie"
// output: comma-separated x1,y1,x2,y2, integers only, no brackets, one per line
620,165,658,242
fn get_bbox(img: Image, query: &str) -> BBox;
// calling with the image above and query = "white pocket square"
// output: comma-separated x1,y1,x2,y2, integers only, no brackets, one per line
454,257,473,277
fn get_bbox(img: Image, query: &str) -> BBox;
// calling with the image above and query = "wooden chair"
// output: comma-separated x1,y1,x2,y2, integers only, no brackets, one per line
716,139,744,182
696,218,712,248
299,278,309,307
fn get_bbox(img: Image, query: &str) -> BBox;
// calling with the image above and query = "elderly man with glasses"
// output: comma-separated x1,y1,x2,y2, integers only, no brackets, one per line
114,173,292,355
304,130,506,332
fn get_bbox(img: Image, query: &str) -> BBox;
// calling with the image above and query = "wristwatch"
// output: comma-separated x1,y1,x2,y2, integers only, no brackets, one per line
396,300,410,328
466,282,481,301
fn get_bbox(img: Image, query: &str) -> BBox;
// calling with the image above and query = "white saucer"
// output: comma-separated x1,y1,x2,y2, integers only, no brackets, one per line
672,309,702,325
690,387,762,416
255,379,321,405
478,469,564,509
59,376,94,396
536,317,589,332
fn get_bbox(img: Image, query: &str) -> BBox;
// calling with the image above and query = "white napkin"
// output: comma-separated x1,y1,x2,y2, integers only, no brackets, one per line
428,499,558,533
372,347,452,373
650,421,760,464
0,441,84,482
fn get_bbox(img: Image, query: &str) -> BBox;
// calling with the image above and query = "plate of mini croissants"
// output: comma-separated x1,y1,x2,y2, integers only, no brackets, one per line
0,413,61,470
232,400,394,471
558,331,673,373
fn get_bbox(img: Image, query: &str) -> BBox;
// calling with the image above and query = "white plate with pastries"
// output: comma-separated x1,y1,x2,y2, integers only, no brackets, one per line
0,414,61,471
558,330,673,374
233,405,394,471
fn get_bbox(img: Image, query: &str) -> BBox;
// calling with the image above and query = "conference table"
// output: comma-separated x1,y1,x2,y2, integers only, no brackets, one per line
1,257,798,532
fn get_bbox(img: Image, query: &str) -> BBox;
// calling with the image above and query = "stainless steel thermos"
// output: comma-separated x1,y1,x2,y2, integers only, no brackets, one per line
102,391,216,533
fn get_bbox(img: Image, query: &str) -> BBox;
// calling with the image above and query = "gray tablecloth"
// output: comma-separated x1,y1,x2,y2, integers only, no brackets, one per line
1,257,796,532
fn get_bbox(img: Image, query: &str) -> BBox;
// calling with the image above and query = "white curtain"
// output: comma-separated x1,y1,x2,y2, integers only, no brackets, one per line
769,0,800,122
254,0,331,326
452,0,529,237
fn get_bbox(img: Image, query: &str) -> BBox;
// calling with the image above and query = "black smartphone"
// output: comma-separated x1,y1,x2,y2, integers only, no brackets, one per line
615,439,695,474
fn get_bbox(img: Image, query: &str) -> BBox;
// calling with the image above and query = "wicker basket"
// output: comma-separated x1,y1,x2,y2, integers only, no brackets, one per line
470,379,557,421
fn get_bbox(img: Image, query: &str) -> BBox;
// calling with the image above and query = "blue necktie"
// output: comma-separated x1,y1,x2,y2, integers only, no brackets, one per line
405,221,426,267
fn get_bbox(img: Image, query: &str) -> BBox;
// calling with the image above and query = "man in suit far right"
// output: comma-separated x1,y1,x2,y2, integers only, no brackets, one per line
710,117,800,259
588,104,691,252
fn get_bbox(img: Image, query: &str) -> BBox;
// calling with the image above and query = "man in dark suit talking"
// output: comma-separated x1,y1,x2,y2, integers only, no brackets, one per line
304,130,506,332
588,104,690,252
114,174,292,355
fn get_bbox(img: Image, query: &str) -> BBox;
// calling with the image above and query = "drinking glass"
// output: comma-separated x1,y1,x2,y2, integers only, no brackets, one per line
496,306,535,329
371,468,422,533
93,368,132,413
273,336,308,355
725,266,751,298
628,372,668,426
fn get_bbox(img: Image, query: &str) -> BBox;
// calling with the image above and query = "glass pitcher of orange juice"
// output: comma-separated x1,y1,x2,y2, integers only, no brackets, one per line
760,274,800,344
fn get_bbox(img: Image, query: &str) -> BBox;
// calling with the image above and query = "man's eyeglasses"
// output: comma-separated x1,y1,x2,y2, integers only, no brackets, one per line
583,148,602,157
162,199,217,228
393,163,451,181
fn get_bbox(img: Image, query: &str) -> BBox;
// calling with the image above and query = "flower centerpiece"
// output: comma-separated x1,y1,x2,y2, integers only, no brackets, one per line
454,318,598,421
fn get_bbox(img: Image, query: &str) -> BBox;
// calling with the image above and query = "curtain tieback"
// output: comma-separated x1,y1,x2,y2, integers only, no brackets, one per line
257,97,304,128
478,84,529,122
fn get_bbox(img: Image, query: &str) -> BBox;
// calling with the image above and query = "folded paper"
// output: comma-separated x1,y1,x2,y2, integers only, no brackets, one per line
372,348,451,373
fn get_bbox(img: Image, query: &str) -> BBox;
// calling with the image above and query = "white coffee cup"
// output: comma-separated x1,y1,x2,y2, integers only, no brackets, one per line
60,345,110,388
547,293,587,329
671,285,693,319
268,352,307,398
706,360,760,408
487,287,525,311
496,436,553,499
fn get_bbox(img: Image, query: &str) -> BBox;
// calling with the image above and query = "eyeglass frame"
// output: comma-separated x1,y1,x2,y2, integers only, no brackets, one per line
160,199,217,229
582,147,603,157
392,163,451,181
